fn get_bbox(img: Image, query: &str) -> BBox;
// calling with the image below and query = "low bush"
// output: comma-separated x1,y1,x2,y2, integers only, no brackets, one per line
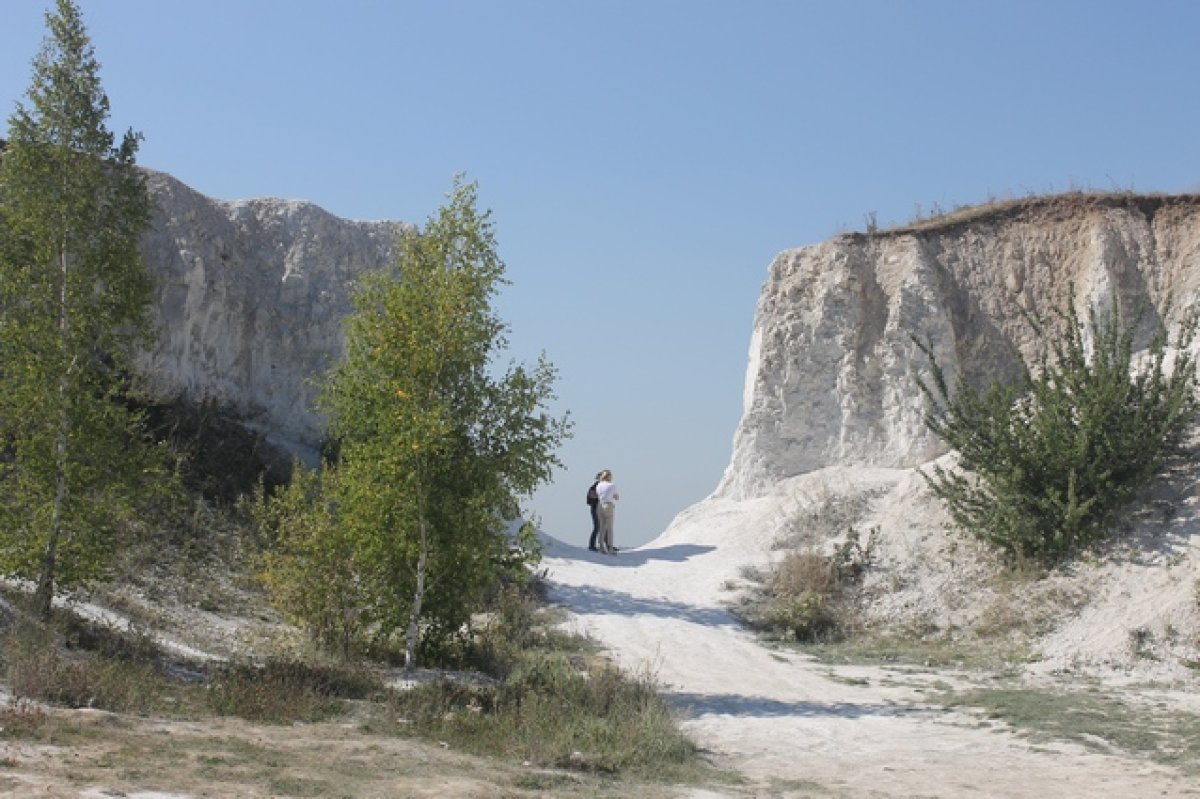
0,697,50,737
0,539,705,781
737,526,878,642
461,582,584,677
387,651,695,776
2,611,379,725
1,619,175,714
916,294,1200,564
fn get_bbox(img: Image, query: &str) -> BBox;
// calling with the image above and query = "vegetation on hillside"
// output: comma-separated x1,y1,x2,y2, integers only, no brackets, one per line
734,525,879,642
252,177,571,669
0,568,704,785
0,4,695,787
862,189,1200,240
916,294,1199,563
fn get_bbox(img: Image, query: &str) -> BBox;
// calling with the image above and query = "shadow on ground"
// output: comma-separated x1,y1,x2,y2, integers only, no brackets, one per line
545,539,717,567
546,581,736,627
667,692,928,720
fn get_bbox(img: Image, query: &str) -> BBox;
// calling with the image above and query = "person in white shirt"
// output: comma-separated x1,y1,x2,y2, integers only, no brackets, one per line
586,472,603,551
594,469,620,554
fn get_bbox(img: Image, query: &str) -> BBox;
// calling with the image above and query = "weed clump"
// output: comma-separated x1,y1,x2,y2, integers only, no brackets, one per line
388,653,694,775
205,657,381,722
360,583,699,778
0,618,178,714
737,526,878,642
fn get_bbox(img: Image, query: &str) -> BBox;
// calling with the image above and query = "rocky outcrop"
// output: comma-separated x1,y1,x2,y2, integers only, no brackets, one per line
133,170,408,455
718,193,1200,500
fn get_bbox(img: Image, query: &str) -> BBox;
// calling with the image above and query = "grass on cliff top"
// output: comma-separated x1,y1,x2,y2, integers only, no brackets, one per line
862,189,1200,239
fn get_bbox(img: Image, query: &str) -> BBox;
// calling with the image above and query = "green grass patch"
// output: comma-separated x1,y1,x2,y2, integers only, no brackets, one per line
939,686,1200,772
788,632,1033,674
769,776,836,794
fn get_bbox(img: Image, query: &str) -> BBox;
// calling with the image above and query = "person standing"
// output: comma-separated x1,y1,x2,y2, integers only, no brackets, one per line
586,472,602,551
595,469,620,554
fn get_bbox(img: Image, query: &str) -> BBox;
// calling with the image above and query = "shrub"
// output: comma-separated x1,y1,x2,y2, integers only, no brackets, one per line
1,619,172,713
388,652,695,775
248,466,368,659
763,551,840,640
0,697,50,737
916,294,1199,563
739,526,878,641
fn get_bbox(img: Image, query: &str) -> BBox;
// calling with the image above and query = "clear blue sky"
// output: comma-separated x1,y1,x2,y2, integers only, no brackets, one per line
4,1,1199,547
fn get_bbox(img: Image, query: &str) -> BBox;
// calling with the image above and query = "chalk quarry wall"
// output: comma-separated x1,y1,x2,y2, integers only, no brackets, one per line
129,178,1200,492
717,194,1200,500
133,170,407,454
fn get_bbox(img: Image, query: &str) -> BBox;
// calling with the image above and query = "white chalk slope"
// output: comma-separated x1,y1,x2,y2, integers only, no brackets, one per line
541,465,1198,798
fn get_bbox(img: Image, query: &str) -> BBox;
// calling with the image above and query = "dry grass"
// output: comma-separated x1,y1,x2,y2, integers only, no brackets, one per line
0,564,723,796
860,190,1200,240
0,705,703,798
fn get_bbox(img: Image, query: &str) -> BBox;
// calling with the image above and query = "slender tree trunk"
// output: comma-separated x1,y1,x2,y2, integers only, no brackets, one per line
403,517,430,673
35,244,71,619
34,450,65,619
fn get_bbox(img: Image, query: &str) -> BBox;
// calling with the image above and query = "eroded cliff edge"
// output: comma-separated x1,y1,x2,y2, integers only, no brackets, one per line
718,193,1200,500
133,170,408,455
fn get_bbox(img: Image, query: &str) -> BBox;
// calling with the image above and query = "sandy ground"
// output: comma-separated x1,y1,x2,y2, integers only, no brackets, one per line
540,478,1199,799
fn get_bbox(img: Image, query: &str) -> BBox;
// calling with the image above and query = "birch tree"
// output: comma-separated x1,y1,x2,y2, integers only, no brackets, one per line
257,178,570,669
0,0,166,617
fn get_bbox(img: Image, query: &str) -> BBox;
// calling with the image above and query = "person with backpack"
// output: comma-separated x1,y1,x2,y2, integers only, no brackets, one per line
586,471,603,551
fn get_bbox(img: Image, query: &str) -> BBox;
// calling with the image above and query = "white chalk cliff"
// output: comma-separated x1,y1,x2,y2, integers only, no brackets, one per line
717,194,1200,500
134,170,407,454
132,180,1200,486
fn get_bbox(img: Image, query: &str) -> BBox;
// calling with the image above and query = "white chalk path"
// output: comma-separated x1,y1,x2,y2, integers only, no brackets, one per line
540,483,1193,799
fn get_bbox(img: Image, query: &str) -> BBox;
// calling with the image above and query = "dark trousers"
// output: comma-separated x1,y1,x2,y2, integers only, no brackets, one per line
587,503,599,549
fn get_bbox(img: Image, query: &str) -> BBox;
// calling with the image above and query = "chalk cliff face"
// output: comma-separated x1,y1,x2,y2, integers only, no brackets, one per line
717,195,1200,500
130,178,1200,498
134,170,407,454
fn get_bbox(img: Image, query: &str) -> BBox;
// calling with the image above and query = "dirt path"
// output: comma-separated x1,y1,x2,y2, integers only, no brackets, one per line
540,512,1195,799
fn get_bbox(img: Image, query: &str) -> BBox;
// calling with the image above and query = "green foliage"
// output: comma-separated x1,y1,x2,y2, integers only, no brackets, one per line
917,294,1200,563
254,177,571,667
250,465,366,656
0,0,173,616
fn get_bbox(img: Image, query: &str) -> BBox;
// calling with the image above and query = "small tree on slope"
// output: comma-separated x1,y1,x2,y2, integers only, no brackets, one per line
915,294,1199,564
255,178,571,668
0,0,173,618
